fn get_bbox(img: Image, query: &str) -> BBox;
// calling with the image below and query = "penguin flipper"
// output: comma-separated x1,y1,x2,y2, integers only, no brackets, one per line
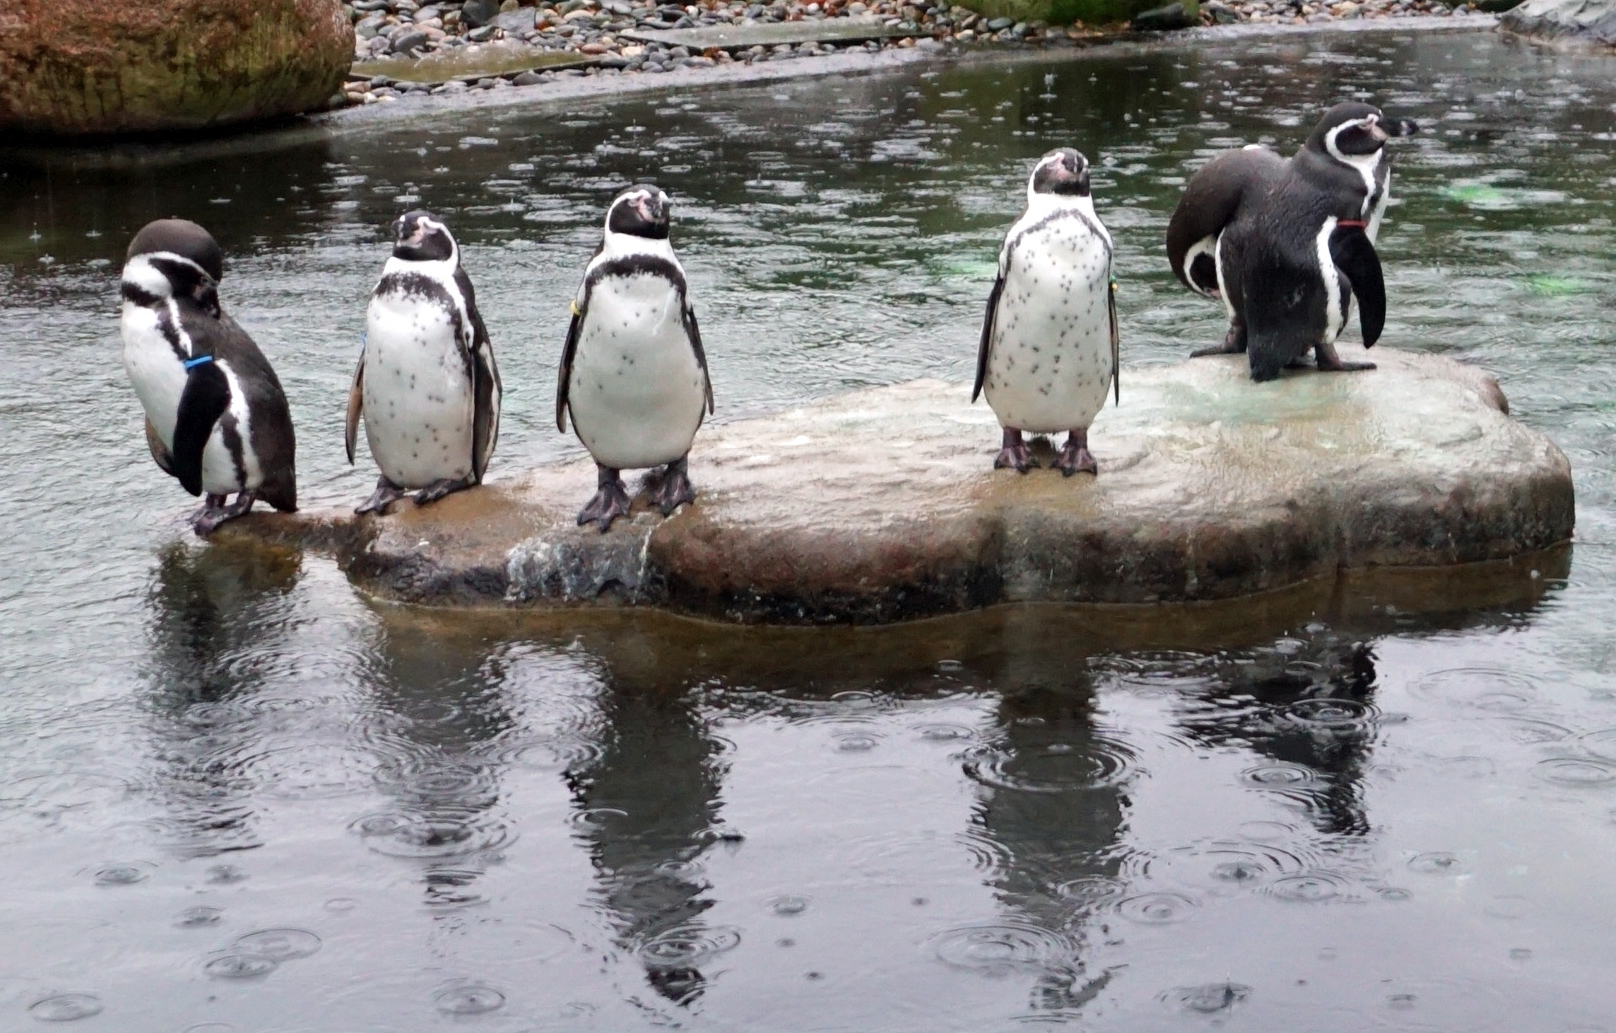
471,338,501,483
1330,223,1386,347
557,302,583,434
145,417,175,476
682,303,715,417
345,352,365,466
1167,146,1283,292
972,273,1005,404
1108,278,1120,405
172,359,232,497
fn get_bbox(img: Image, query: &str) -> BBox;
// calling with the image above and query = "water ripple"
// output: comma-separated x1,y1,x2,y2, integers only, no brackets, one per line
1114,891,1201,924
961,733,1138,793
925,922,1074,974
637,924,742,968
433,982,506,1015
1261,871,1358,903
1415,667,1538,712
347,807,516,858
28,992,104,1022
1158,982,1252,1013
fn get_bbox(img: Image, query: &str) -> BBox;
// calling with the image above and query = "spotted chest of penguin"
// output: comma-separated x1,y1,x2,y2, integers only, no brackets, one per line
562,231,709,472
976,153,1118,435
121,253,263,496
361,254,486,488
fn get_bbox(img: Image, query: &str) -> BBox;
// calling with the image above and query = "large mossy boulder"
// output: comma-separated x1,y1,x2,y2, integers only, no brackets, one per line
0,0,353,136
1500,0,1616,44
220,348,1574,625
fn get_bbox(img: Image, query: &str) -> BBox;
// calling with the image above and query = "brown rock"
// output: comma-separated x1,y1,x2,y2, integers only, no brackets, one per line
221,349,1575,625
0,0,353,136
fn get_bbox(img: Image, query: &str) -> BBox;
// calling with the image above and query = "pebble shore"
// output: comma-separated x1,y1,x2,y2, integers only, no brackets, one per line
338,0,1488,107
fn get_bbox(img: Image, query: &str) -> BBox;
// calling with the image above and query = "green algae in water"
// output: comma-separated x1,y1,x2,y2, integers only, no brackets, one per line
1526,274,1592,297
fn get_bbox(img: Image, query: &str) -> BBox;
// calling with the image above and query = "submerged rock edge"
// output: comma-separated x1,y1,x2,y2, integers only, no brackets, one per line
219,349,1575,624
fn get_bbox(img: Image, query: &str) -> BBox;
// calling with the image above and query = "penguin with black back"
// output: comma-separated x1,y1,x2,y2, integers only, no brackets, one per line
1167,102,1417,380
557,184,713,532
973,148,1119,475
346,211,501,515
120,219,298,535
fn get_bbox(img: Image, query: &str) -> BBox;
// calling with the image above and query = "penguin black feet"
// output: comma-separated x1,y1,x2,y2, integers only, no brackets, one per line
192,491,257,536
993,428,1036,473
645,457,697,517
578,464,632,533
356,476,407,516
1190,322,1247,358
1055,430,1098,477
1314,341,1377,374
413,475,477,507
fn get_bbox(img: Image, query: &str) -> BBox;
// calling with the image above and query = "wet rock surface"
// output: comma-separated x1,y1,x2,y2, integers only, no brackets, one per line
0,0,352,135
1499,0,1616,43
223,348,1574,624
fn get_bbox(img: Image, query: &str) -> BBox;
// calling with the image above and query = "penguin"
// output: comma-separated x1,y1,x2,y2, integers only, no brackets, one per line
120,219,298,536
557,184,713,532
1168,103,1417,380
345,211,501,515
972,148,1119,475
1165,144,1284,356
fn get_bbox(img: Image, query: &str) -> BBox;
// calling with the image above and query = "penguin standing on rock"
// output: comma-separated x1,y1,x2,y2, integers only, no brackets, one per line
346,211,501,515
557,185,713,532
120,219,298,536
973,148,1119,475
1167,102,1418,381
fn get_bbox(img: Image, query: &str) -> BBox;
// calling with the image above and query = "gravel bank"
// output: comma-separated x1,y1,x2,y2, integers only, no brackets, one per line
336,0,1491,107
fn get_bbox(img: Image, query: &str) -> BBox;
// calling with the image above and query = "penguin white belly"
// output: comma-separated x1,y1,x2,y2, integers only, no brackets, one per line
121,304,252,496
983,233,1112,434
362,293,475,488
569,274,705,471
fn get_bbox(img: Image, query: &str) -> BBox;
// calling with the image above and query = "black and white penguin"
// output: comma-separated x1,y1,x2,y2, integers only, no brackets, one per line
345,211,501,515
556,184,713,532
1167,102,1417,381
120,219,298,535
973,148,1119,475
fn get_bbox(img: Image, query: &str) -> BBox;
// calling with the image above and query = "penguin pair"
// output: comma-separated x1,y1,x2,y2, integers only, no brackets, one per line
343,187,709,533
1166,102,1419,381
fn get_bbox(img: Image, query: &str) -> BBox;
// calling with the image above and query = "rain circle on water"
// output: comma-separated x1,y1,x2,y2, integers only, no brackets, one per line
231,928,322,961
1159,982,1253,1013
204,954,278,980
1115,891,1201,925
175,906,224,928
1263,871,1354,903
433,983,506,1015
925,922,1074,975
1408,852,1466,875
28,992,103,1022
638,925,743,968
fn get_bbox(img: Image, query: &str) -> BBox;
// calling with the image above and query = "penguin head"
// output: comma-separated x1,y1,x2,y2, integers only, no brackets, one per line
1028,148,1091,200
122,218,223,316
605,185,671,241
390,210,459,264
1309,103,1419,164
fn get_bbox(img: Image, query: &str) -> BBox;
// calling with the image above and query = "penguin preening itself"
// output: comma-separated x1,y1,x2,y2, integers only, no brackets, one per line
557,185,713,532
346,211,501,515
120,219,298,536
973,148,1119,475
1166,102,1418,381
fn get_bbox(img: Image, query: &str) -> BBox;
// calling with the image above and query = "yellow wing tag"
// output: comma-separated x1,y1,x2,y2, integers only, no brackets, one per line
569,300,582,316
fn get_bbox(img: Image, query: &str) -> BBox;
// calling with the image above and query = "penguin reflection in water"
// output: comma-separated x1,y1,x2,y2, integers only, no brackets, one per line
120,219,298,535
346,211,502,514
974,148,1119,475
558,185,714,531
1167,102,1418,381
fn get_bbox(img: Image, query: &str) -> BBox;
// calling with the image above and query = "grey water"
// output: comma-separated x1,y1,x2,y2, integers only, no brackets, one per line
3,22,1615,1031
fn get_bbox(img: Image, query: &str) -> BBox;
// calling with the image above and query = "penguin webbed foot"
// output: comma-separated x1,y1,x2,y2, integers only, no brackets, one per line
356,477,407,516
993,428,1036,473
578,465,631,533
1055,431,1098,477
191,491,256,536
1190,324,1246,358
413,475,476,507
1315,341,1376,374
645,457,697,517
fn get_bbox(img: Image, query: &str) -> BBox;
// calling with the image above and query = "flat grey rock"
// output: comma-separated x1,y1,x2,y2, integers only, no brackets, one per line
1500,0,1616,43
355,43,588,84
622,15,911,48
223,348,1574,624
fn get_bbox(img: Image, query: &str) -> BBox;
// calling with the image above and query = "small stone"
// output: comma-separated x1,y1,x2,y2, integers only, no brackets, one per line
391,29,431,53
468,23,498,38
986,15,1014,28
496,8,538,30
461,0,501,25
511,69,546,84
1130,1,1195,28
580,40,609,52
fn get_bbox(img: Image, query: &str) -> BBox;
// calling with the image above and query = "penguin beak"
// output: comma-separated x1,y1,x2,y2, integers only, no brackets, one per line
1367,116,1390,145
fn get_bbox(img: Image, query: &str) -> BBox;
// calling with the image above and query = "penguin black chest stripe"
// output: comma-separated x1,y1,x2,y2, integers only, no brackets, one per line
583,254,688,303
1007,208,1113,262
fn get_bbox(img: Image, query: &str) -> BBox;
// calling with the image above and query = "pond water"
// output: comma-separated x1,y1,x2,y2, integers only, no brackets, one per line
4,22,1616,1031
